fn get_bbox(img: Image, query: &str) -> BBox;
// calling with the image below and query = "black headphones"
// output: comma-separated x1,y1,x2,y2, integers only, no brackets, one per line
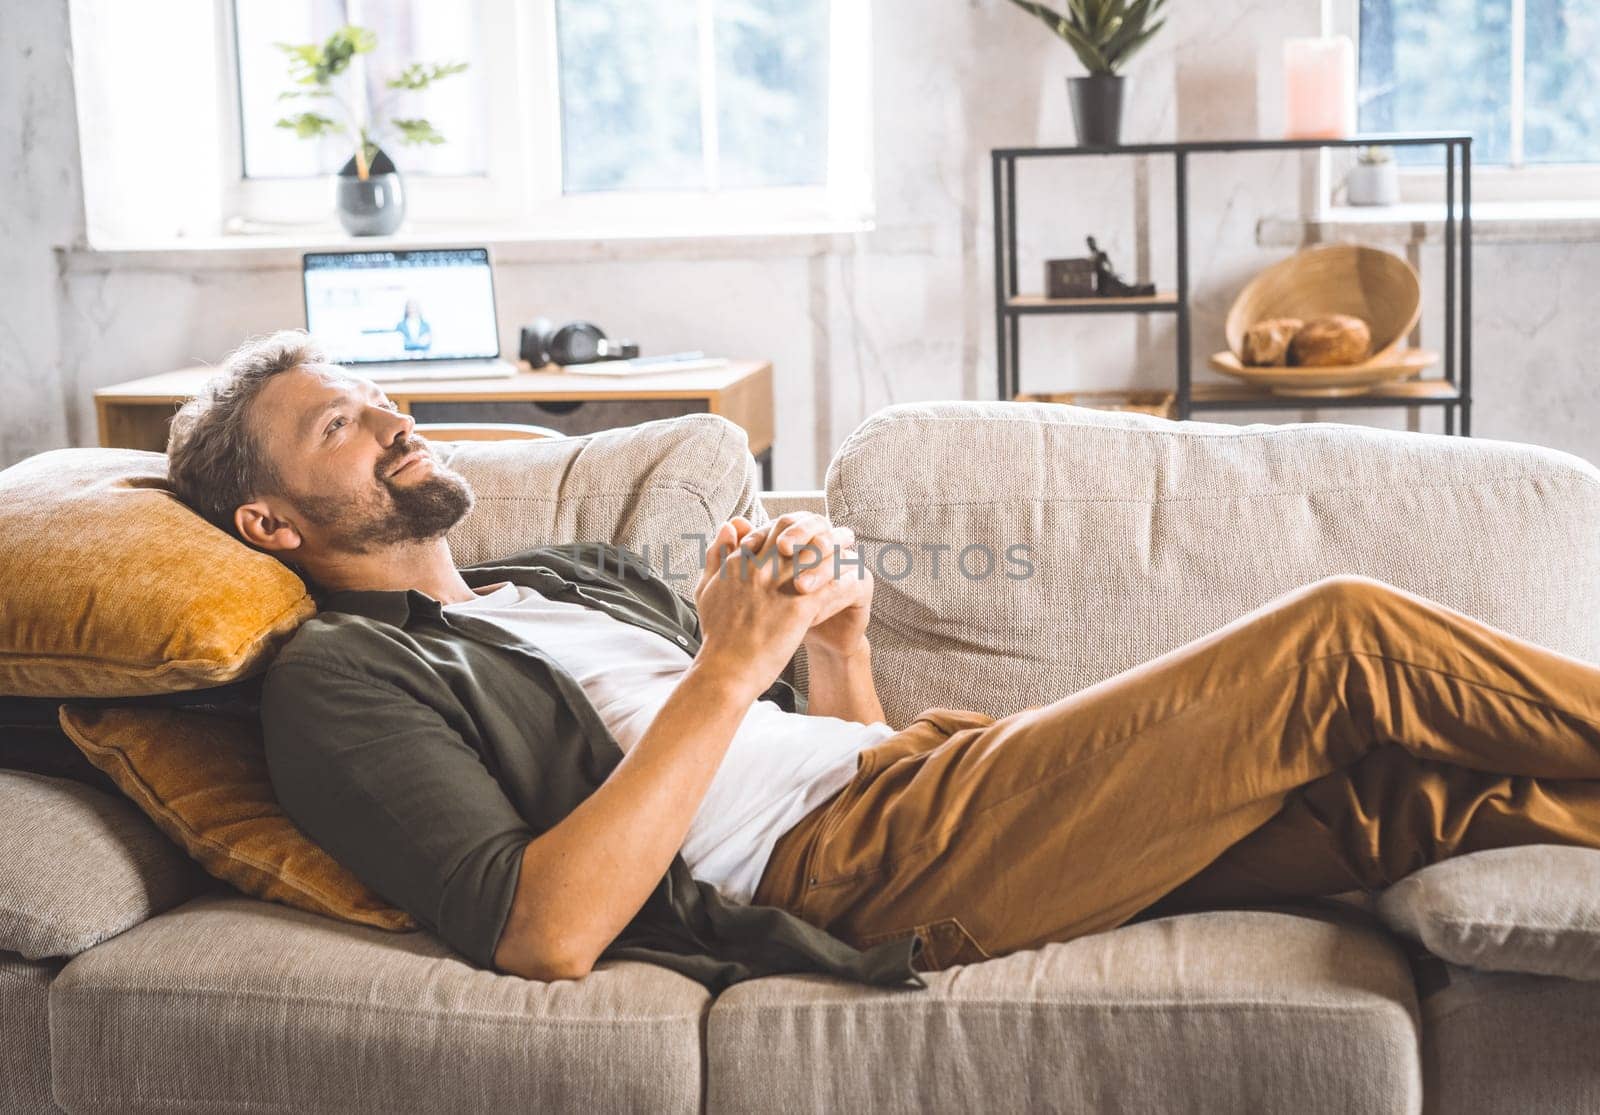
519,318,641,367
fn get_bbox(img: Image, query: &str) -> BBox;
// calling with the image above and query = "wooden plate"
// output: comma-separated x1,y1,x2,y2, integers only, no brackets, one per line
1208,348,1440,397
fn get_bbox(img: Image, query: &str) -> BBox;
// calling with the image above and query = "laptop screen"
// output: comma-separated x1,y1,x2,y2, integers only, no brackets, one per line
302,247,500,365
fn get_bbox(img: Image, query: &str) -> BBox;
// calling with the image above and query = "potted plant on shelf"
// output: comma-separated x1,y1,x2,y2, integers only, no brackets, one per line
1002,0,1168,147
1345,145,1400,207
275,25,468,236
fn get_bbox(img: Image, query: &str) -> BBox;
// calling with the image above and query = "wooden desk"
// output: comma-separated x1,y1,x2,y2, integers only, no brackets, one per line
95,359,776,486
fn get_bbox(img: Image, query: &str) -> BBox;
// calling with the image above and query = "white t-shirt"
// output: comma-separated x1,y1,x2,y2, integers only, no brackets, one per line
444,580,895,905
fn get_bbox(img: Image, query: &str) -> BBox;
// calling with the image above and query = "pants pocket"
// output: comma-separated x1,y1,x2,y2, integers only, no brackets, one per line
856,915,994,972
849,708,997,778
909,707,998,736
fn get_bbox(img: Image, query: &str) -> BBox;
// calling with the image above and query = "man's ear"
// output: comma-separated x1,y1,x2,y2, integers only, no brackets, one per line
235,500,304,556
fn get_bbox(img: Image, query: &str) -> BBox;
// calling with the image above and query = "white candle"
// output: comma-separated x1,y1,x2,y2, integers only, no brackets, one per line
1283,36,1356,139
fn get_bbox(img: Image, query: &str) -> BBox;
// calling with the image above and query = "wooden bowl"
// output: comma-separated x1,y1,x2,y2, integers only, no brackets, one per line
1208,348,1439,397
1225,244,1422,365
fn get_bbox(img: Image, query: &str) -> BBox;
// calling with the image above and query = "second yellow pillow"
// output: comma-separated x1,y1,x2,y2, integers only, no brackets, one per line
59,705,415,933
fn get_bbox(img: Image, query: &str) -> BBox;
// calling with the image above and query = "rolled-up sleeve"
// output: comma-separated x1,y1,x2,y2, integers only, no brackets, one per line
260,657,534,969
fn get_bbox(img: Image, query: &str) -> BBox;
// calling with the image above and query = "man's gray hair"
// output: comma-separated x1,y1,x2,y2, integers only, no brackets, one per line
167,330,326,538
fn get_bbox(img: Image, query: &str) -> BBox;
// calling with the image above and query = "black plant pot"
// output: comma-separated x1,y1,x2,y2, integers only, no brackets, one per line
335,148,406,236
1068,74,1126,147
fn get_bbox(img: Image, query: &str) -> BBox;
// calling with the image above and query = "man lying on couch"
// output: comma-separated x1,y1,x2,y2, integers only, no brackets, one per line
166,330,1600,988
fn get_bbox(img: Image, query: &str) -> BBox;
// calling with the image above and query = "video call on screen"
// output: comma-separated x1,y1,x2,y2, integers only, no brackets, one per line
304,248,499,364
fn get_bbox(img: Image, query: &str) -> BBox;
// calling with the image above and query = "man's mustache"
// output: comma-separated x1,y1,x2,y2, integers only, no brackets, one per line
376,435,433,482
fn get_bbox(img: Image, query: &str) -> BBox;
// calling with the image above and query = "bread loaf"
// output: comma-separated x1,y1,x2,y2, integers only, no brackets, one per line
1241,317,1303,366
1289,314,1371,366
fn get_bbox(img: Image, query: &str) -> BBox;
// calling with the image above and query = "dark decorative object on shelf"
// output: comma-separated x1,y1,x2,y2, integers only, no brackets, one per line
335,148,405,236
1087,236,1156,296
1046,257,1097,298
1000,0,1168,147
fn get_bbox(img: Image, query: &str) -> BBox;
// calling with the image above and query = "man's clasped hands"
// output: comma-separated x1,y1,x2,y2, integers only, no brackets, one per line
691,512,874,688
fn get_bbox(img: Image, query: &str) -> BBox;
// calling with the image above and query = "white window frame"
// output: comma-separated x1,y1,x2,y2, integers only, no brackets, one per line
1332,0,1600,207
222,0,873,237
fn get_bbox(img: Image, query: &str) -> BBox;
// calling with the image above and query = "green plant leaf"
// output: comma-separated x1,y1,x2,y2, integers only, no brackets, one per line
1087,0,1118,38
275,40,327,86
1054,20,1113,72
1003,0,1068,38
1102,0,1156,62
1108,17,1165,69
1016,0,1165,73
1005,0,1116,70
391,117,446,145
275,112,340,139
315,24,377,82
384,60,470,90
276,87,333,101
387,63,426,90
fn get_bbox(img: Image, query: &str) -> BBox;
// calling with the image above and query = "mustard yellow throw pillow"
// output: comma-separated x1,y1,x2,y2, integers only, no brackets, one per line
0,448,314,697
59,705,415,932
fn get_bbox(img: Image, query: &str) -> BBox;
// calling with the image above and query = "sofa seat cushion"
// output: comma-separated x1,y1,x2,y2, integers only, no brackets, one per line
1,951,60,1114
825,401,1600,726
0,771,203,961
706,909,1421,1115
1377,845,1600,980
1417,963,1600,1115
49,894,710,1114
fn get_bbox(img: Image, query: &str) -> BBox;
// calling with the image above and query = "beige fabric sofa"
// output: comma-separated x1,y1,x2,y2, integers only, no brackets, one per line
6,402,1600,1113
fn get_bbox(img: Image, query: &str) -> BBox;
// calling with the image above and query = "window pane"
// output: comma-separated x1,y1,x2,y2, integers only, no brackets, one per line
1524,0,1600,164
1358,0,1512,166
354,1,489,176
714,0,830,189
555,0,704,193
236,0,343,178
235,0,488,179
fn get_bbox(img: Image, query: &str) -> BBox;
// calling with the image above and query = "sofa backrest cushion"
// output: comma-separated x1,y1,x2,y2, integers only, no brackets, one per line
58,705,415,932
825,402,1600,727
0,415,763,699
438,412,765,576
0,769,204,959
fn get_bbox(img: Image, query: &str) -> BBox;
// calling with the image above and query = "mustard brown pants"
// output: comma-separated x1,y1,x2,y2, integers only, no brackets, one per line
750,575,1600,972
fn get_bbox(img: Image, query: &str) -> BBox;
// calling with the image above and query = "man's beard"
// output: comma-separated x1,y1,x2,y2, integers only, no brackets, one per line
290,437,475,555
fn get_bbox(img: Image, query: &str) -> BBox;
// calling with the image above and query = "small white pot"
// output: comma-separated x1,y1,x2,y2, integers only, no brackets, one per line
1346,160,1400,207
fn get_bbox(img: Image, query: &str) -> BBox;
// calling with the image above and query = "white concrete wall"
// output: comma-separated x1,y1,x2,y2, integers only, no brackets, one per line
1,0,78,464
3,0,1597,482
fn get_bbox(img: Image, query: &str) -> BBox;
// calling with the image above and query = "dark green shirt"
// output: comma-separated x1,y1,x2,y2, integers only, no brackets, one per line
260,541,927,992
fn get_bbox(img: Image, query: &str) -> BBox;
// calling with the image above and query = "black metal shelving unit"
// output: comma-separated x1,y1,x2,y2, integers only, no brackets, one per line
991,132,1473,435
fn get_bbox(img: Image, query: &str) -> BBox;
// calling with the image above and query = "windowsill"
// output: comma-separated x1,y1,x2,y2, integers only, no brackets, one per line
60,216,943,273
1258,200,1600,247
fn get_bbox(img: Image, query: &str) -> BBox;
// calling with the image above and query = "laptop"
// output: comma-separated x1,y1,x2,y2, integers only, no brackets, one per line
302,247,518,382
